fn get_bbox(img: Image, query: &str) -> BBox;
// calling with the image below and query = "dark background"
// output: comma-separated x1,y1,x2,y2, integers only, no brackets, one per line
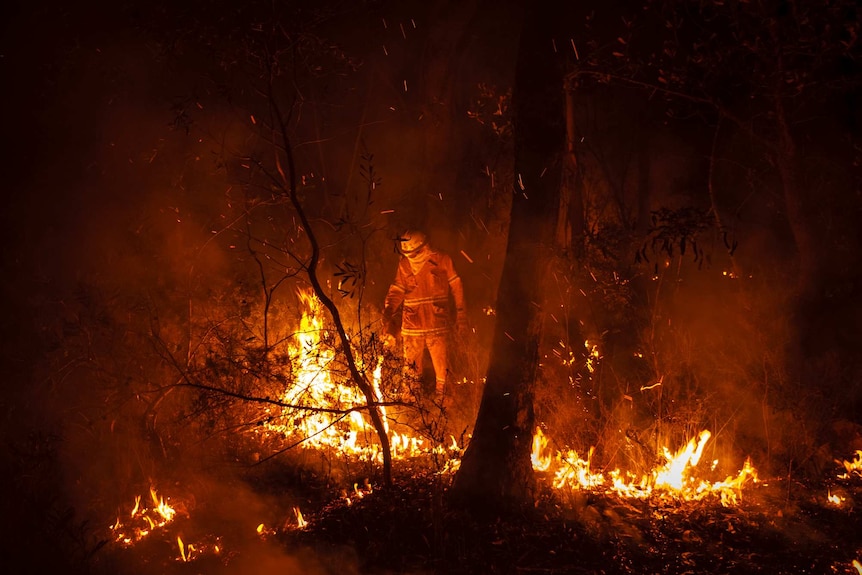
1,0,860,572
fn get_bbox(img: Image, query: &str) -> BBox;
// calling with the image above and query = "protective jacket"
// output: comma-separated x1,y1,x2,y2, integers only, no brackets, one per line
383,248,465,337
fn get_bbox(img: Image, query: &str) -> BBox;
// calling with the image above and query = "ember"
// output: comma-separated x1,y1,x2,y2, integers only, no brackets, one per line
828,489,846,506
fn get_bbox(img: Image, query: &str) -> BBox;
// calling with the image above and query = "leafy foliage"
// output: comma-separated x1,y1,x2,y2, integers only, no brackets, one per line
636,206,726,267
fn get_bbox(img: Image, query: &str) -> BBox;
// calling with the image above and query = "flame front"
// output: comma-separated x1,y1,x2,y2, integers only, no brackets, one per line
532,427,758,505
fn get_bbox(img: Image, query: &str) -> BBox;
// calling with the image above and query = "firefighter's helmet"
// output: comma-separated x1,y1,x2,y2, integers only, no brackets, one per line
398,230,428,255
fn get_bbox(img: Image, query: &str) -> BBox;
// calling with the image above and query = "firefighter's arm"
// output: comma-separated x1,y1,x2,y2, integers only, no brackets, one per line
448,273,468,334
382,275,406,338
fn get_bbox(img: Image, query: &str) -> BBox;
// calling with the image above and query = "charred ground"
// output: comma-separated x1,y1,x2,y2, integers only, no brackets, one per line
76,460,862,575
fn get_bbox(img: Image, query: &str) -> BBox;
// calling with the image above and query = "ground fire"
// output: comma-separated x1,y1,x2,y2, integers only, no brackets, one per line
101,290,862,570
108,289,862,566
110,486,180,546
253,288,463,462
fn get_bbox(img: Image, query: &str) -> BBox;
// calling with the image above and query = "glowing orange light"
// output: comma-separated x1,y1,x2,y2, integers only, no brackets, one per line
256,288,461,463
838,450,862,478
827,490,844,506
109,485,179,546
177,536,190,562
654,430,711,491
294,506,307,529
532,427,758,505
531,428,552,472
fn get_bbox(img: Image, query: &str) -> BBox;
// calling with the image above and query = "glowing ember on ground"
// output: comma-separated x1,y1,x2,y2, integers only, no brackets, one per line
256,522,276,538
531,427,758,505
827,489,846,506
176,535,221,562
109,486,180,545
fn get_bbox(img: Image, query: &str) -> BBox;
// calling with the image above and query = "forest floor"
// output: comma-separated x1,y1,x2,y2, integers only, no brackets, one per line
89,461,862,575
278,466,862,575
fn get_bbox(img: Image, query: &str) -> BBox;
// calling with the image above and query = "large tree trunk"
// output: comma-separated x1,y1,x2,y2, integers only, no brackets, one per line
556,85,586,253
449,1,564,514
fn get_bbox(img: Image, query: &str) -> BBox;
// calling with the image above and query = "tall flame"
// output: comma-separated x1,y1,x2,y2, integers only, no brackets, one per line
654,429,711,491
531,428,552,472
257,289,461,462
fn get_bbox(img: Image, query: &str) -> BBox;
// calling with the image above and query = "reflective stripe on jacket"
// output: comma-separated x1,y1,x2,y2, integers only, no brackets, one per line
383,249,464,336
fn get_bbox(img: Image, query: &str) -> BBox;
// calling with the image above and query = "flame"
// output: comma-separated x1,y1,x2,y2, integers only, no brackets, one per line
584,340,601,373
838,450,862,478
827,490,845,506
654,430,711,491
531,428,553,472
293,506,307,529
177,536,191,562
259,289,383,456
175,535,221,562
853,559,862,574
532,427,758,505
109,485,179,545
150,486,176,523
256,289,461,463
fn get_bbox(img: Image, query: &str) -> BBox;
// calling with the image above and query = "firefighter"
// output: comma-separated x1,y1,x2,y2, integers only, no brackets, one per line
382,230,467,396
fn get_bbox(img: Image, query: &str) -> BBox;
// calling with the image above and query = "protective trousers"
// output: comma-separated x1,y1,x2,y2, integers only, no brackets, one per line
402,332,448,395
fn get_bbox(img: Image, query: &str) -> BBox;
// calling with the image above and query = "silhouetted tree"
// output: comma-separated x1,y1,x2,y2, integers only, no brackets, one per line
450,0,565,512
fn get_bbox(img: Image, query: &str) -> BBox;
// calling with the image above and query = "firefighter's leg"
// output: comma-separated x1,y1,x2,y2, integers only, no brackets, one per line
402,335,425,395
426,333,448,395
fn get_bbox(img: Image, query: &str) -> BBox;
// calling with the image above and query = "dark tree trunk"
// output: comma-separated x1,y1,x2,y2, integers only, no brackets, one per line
449,0,564,514
557,85,586,253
